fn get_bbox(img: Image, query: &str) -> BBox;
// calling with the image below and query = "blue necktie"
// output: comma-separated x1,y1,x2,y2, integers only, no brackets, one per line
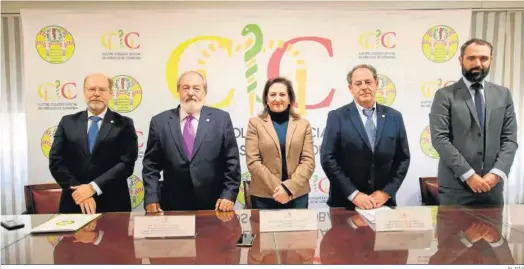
363,108,376,151
472,83,485,129
88,116,102,153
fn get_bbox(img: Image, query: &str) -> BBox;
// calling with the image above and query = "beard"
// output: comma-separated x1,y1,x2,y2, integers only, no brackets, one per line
88,100,106,111
180,99,203,114
462,64,490,83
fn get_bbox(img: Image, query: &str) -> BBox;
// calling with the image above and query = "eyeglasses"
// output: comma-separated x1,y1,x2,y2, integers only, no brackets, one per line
86,87,110,94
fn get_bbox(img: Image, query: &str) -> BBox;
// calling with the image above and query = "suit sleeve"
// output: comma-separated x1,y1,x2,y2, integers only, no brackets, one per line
492,88,518,177
142,117,163,206
283,121,315,196
320,111,357,198
49,117,81,188
429,89,473,179
245,118,283,194
92,118,138,193
219,112,241,201
383,113,410,200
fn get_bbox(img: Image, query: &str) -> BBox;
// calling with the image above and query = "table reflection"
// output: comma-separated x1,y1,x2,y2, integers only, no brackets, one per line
53,214,141,264
146,211,241,264
247,212,316,264
319,210,409,264
429,207,514,264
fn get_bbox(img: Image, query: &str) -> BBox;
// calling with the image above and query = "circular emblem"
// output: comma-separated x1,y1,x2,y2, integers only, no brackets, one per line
420,126,440,159
41,125,58,158
35,25,75,64
236,172,252,206
421,25,459,63
375,74,396,106
127,175,144,209
56,220,74,226
109,75,142,113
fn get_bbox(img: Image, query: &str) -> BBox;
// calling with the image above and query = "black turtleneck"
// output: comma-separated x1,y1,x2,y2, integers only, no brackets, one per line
268,106,292,194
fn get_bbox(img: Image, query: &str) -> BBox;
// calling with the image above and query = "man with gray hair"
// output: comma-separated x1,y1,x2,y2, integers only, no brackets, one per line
49,73,138,214
142,70,241,212
321,64,410,210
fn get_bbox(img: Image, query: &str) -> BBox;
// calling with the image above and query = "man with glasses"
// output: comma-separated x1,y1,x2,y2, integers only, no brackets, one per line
49,73,138,214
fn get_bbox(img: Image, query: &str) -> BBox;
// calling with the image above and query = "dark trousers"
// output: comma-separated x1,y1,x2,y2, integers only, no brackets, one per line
251,194,309,209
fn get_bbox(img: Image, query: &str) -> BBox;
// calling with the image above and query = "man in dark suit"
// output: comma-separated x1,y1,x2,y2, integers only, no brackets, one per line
142,70,241,212
320,64,410,210
49,73,138,214
430,38,518,206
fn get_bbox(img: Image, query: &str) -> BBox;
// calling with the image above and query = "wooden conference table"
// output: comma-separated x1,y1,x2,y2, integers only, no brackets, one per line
1,205,523,265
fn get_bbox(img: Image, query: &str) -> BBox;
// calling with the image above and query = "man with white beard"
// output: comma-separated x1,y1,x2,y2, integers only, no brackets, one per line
142,71,241,212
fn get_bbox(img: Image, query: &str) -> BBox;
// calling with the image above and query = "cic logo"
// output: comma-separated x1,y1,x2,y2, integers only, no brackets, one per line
38,80,77,101
421,78,456,99
102,30,140,50
165,23,336,116
359,30,396,49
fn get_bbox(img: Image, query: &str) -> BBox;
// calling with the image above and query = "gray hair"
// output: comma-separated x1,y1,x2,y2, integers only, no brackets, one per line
346,64,378,85
83,73,113,91
176,70,208,93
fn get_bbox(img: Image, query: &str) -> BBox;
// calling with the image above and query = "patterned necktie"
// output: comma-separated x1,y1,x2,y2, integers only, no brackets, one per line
471,82,485,129
183,115,195,159
363,108,376,151
88,116,102,153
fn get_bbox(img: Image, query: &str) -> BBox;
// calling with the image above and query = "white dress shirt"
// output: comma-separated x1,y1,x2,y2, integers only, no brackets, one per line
86,108,107,196
179,109,200,135
348,101,377,202
459,77,507,182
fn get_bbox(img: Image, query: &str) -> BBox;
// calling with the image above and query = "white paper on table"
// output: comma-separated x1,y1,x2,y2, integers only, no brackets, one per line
31,214,101,234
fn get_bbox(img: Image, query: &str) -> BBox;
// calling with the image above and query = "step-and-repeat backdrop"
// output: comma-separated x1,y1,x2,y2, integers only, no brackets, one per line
21,9,471,211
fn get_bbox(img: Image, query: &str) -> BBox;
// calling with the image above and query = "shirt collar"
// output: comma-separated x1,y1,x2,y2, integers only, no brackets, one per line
354,101,377,115
462,76,485,90
87,107,108,121
179,109,200,122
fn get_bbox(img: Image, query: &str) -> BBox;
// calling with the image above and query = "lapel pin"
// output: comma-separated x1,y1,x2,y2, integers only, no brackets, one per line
110,120,114,123
382,115,385,118
206,119,210,122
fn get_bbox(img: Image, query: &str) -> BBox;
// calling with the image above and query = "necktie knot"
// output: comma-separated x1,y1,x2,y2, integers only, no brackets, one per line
186,115,194,122
471,83,482,91
90,116,102,123
363,108,374,118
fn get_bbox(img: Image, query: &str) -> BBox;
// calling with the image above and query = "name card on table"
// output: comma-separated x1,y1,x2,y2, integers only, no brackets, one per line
133,215,195,239
260,209,317,233
375,207,433,232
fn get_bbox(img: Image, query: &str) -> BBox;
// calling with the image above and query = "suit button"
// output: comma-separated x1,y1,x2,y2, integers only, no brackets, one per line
368,180,372,184
477,152,482,156
478,133,481,137
190,164,194,168
371,164,375,168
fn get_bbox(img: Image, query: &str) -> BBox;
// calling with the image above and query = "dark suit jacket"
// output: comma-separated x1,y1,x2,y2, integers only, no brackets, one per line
49,109,138,213
429,78,518,205
142,106,241,211
320,102,410,209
